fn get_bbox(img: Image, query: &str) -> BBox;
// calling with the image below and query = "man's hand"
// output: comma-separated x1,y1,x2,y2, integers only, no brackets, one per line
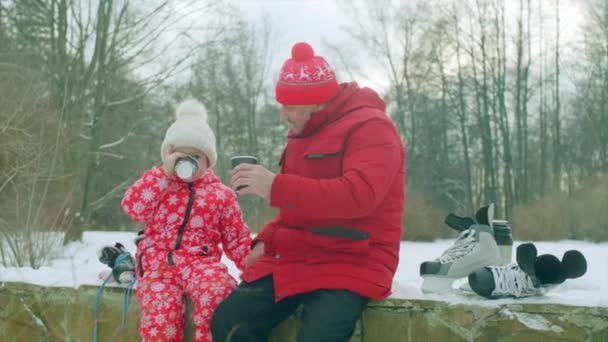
230,163,276,201
245,241,265,267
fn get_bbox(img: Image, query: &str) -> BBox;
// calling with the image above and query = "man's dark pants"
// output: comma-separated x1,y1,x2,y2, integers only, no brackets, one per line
211,276,369,342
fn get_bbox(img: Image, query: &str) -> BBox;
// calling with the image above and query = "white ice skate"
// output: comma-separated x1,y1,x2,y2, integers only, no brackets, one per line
420,223,502,294
444,203,513,265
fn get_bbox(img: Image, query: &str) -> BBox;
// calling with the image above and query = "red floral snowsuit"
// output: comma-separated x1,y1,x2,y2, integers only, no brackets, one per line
121,166,251,342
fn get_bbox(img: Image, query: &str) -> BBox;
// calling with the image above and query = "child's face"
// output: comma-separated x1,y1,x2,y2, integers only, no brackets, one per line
174,147,209,181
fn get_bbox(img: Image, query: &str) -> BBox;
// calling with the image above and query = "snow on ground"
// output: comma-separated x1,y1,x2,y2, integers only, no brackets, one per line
391,239,608,307
1,231,606,307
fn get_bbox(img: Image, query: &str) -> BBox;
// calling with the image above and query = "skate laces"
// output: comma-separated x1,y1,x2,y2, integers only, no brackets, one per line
94,243,136,342
439,229,477,263
491,264,539,297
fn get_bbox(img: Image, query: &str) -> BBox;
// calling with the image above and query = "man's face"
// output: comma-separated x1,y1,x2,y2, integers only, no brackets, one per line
280,104,322,134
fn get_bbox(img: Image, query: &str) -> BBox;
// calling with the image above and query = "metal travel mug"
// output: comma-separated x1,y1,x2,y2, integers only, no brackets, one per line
174,156,200,182
231,156,258,191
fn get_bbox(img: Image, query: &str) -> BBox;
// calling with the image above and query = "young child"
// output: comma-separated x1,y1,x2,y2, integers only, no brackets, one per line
121,99,252,342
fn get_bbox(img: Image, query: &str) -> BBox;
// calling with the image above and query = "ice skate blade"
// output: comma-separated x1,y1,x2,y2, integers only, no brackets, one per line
421,276,459,294
458,281,473,293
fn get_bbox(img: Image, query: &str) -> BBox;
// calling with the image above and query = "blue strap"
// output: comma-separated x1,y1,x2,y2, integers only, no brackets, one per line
94,253,136,342
113,254,129,269
121,281,135,327
93,271,114,342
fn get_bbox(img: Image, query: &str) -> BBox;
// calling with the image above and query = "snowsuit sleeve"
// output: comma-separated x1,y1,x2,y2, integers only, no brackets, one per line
219,189,252,271
121,166,172,222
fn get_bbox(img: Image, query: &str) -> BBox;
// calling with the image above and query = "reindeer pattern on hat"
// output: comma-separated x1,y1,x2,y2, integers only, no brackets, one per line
275,41,341,105
279,60,335,85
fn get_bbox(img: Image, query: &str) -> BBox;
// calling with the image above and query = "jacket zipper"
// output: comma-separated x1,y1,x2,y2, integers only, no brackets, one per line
137,246,152,277
168,183,195,266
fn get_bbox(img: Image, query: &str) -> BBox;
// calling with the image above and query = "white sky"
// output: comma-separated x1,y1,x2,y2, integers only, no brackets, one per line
234,0,387,91
231,0,586,94
134,0,587,98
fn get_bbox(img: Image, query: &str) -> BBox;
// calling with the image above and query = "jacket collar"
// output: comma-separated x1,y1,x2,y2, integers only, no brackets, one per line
289,82,356,138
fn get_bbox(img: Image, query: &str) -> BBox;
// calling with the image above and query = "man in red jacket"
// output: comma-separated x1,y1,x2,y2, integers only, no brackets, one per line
211,42,406,342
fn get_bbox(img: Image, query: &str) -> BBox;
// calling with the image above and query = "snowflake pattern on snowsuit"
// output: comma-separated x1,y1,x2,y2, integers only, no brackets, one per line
122,166,251,342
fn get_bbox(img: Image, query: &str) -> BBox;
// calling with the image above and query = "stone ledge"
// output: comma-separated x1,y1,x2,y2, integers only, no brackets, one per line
0,282,606,341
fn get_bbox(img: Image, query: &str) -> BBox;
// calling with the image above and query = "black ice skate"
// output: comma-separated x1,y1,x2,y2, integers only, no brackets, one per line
468,243,587,298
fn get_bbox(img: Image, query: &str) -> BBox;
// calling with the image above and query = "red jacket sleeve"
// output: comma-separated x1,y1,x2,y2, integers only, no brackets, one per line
219,189,253,271
270,119,403,221
121,166,172,222
251,216,281,255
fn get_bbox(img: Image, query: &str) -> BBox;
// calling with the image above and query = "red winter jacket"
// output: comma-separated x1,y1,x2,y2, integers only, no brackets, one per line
241,82,406,301
121,167,251,276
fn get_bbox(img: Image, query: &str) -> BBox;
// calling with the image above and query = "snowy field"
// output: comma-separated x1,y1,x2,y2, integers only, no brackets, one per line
1,231,606,308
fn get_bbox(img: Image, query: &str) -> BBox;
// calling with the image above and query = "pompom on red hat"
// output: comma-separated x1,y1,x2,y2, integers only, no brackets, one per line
275,42,340,105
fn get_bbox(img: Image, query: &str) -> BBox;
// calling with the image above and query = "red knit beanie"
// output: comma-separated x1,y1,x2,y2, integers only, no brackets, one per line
275,42,340,105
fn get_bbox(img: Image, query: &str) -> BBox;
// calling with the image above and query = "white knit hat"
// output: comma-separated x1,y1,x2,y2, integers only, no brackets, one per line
160,99,217,167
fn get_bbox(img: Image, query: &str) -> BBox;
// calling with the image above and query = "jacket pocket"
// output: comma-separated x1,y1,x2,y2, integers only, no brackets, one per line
305,152,339,159
305,227,370,265
302,147,343,179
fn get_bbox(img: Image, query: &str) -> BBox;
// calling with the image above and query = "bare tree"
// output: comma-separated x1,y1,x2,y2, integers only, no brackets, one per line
487,0,513,217
7,0,222,241
187,11,276,227
538,0,549,196
337,0,433,147
553,0,562,190
570,0,608,178
467,0,498,206
452,3,474,212
514,0,533,204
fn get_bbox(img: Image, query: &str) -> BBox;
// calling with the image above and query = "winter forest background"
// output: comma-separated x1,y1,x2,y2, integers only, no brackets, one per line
1,0,608,268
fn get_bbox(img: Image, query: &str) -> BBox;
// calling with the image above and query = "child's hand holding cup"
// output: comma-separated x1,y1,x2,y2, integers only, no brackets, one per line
230,156,258,191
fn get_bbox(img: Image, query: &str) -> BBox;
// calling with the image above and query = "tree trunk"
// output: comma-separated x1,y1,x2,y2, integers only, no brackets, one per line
553,0,562,191
69,0,113,242
495,2,513,218
602,1,608,171
522,0,532,203
454,10,474,213
539,0,548,196
477,4,498,206
514,0,525,205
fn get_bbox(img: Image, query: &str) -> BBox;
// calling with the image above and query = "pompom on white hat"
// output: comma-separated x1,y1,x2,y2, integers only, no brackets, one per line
160,99,217,167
